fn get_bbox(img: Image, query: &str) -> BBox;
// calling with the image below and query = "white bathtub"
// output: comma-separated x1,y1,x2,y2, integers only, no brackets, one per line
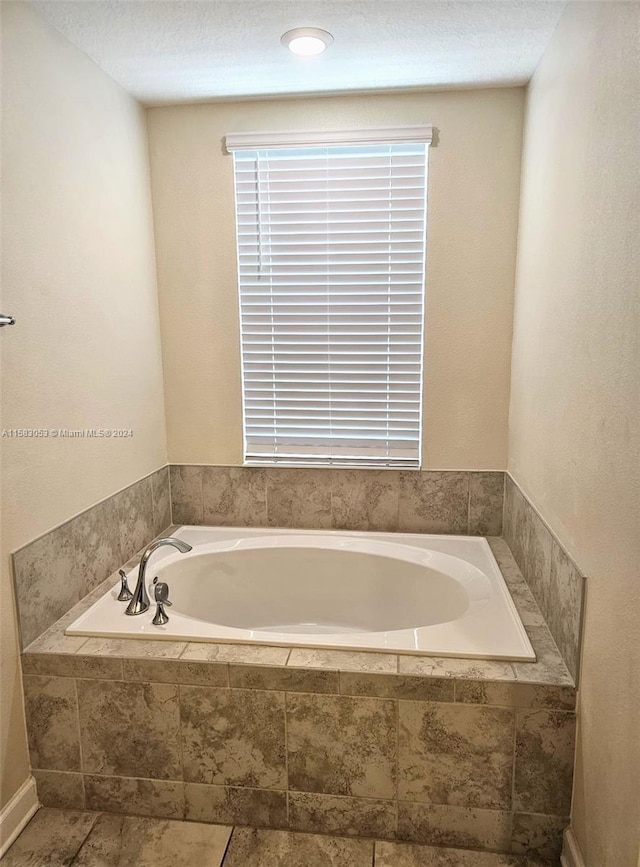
67,526,534,660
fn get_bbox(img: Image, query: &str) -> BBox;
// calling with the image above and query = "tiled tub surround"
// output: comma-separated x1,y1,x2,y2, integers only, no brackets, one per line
170,465,581,677
169,466,505,537
10,465,582,687
21,539,574,862
503,475,586,681
12,467,171,648
11,465,503,651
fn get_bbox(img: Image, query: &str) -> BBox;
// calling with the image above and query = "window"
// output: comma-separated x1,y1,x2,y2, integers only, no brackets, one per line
226,126,432,467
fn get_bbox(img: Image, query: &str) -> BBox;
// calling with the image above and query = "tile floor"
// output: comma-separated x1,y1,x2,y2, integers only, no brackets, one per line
4,808,560,866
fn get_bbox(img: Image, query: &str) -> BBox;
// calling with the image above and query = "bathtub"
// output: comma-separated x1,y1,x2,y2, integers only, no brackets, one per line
66,527,535,661
67,526,534,660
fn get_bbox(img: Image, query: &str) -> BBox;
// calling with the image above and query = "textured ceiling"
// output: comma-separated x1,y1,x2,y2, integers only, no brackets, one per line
31,0,566,105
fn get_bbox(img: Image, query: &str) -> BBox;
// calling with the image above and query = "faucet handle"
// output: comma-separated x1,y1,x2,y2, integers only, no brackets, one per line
117,570,133,602
151,577,172,626
152,576,172,606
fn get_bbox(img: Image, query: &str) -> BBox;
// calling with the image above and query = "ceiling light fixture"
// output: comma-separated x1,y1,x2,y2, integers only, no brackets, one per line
281,27,334,57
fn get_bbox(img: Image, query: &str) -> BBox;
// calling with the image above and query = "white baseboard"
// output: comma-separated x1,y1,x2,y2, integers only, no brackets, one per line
0,777,39,859
561,827,586,867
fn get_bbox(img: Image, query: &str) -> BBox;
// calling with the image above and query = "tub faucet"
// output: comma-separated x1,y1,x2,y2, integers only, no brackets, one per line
125,537,192,616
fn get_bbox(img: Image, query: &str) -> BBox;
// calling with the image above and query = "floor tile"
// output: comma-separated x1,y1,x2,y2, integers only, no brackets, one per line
5,809,561,867
375,840,555,865
222,827,373,866
3,809,96,866
72,813,231,866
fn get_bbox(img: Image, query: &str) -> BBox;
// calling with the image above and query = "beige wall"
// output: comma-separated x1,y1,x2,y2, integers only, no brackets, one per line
147,88,524,469
0,2,167,808
508,3,640,865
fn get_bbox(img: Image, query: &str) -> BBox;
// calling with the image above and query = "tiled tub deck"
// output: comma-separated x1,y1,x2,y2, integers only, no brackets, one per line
21,537,575,863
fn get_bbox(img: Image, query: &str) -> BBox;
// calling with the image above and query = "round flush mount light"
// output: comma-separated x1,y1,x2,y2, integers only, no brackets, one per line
281,27,334,57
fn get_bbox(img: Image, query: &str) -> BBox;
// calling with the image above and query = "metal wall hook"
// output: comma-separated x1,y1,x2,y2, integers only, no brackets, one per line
0,315,15,327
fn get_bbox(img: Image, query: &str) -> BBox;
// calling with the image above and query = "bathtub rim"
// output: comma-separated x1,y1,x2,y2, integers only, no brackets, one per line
64,526,536,662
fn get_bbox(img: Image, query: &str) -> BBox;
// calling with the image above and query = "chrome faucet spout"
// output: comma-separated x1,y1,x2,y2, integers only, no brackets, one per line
125,537,192,616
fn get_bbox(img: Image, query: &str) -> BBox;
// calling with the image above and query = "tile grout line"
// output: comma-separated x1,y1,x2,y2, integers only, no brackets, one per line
283,690,291,829
218,824,237,866
73,677,88,808
510,700,518,850
67,810,102,867
394,695,400,839
197,468,204,524
176,683,188,820
167,464,174,529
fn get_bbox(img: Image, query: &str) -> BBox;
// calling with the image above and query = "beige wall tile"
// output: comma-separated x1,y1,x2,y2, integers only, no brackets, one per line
23,675,81,771
229,664,339,694
266,468,333,529
73,497,123,598
468,472,504,536
398,472,469,533
122,657,228,687
455,680,575,710
511,812,568,860
397,802,512,850
547,540,584,680
524,510,552,612
169,465,203,525
503,477,529,571
180,685,286,789
399,701,514,809
33,770,85,810
286,693,397,800
22,653,123,680
514,709,576,815
202,466,268,526
151,468,172,535
84,774,185,820
116,476,155,562
77,679,182,779
331,470,400,532
184,783,287,828
288,791,397,839
340,673,454,702
13,523,80,649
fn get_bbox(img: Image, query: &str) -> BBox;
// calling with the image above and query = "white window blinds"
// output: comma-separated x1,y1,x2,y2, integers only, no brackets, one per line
228,128,430,467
